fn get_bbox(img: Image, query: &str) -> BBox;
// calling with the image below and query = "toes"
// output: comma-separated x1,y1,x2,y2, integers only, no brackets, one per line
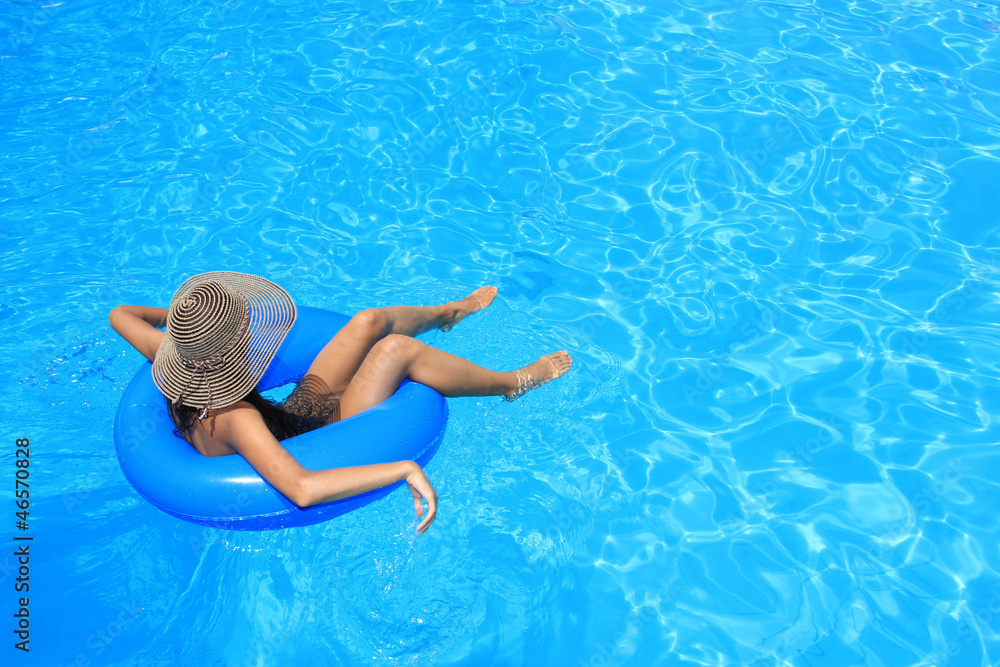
548,352,572,376
540,352,572,378
470,285,497,310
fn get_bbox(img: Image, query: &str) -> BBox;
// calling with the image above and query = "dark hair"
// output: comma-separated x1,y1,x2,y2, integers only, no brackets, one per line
168,388,306,443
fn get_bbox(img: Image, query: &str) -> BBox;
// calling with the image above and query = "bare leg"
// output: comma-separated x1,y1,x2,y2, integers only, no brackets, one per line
284,287,498,422
379,285,499,337
338,334,572,419
302,287,497,393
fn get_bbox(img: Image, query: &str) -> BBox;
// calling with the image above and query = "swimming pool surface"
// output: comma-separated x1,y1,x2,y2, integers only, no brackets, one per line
3,0,1000,664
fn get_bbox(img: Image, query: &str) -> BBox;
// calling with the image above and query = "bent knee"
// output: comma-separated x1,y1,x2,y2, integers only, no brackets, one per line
350,308,386,338
370,333,418,362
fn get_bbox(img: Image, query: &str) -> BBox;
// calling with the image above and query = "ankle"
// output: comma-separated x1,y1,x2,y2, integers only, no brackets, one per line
437,303,457,325
502,369,532,401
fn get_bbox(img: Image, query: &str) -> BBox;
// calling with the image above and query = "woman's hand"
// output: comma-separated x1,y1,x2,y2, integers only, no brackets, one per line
404,462,438,534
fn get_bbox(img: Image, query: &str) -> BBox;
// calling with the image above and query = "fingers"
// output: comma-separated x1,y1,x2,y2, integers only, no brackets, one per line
416,492,437,535
405,467,438,535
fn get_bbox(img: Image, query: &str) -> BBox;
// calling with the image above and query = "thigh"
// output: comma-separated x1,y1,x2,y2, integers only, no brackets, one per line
301,309,386,398
337,335,415,420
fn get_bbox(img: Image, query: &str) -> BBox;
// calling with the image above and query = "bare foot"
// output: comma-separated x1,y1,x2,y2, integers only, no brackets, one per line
503,351,573,401
438,285,498,332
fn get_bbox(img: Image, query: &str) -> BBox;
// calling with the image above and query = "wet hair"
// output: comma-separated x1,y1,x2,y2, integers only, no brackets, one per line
168,388,305,443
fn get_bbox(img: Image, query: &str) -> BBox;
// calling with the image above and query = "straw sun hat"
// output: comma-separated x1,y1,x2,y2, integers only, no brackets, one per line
151,271,297,418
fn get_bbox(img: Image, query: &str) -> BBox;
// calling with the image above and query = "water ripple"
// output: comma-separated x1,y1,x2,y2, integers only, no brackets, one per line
4,0,1000,664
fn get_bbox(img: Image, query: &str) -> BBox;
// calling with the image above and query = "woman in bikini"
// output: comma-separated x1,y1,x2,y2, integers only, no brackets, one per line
109,271,572,534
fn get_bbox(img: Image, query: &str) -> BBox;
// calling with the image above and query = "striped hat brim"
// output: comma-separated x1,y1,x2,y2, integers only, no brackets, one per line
151,272,296,413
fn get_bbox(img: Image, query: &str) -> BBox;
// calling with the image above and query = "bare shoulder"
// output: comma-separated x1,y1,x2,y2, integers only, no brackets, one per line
214,401,309,503
218,402,306,471
214,401,268,442
183,402,259,457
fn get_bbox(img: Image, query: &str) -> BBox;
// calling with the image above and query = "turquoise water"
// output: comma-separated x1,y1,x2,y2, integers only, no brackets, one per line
3,0,1000,664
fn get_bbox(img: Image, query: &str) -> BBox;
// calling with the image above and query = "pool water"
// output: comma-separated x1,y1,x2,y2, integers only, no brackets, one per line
3,0,1000,664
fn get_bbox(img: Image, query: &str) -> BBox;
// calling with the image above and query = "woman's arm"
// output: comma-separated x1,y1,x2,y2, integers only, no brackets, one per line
109,305,168,362
223,405,439,533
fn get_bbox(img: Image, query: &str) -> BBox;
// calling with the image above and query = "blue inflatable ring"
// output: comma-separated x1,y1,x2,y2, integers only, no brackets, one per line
114,306,448,530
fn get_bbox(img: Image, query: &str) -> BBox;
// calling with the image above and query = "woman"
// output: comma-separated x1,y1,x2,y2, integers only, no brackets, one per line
109,271,572,534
